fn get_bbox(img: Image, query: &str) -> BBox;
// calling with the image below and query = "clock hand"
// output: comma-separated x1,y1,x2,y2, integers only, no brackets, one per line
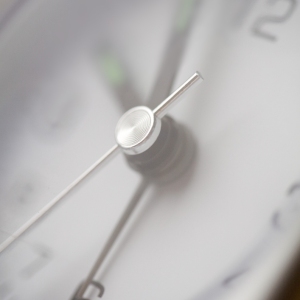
0,145,120,254
96,0,199,112
0,71,202,254
75,179,149,299
75,72,202,299
147,0,199,109
153,71,201,117
97,48,141,111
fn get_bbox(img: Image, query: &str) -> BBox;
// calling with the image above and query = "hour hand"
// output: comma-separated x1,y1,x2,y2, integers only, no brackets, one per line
96,47,141,111
147,0,200,109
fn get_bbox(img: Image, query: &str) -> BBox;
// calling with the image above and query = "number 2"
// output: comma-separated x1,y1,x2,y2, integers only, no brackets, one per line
252,0,297,41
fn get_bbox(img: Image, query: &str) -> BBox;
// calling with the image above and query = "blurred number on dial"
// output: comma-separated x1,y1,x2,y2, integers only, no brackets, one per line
252,0,297,41
30,82,86,141
0,242,53,299
19,245,53,279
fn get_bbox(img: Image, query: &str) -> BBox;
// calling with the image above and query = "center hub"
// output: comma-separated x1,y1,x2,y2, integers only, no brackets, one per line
115,106,161,155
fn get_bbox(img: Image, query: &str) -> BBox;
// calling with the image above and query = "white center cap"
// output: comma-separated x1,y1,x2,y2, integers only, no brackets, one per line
115,106,161,155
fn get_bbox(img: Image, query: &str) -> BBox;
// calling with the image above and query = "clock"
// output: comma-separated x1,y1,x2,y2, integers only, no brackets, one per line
1,0,300,299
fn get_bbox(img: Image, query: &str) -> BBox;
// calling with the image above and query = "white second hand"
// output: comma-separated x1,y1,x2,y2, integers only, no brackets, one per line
0,144,120,254
0,71,202,261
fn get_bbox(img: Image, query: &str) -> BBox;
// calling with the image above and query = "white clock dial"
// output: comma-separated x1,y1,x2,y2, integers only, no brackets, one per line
0,1,300,300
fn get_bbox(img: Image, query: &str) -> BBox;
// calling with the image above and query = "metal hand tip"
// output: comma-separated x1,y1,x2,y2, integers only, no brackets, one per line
153,71,203,118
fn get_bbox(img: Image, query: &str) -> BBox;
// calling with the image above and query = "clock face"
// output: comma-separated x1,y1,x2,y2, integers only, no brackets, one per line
1,0,300,299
